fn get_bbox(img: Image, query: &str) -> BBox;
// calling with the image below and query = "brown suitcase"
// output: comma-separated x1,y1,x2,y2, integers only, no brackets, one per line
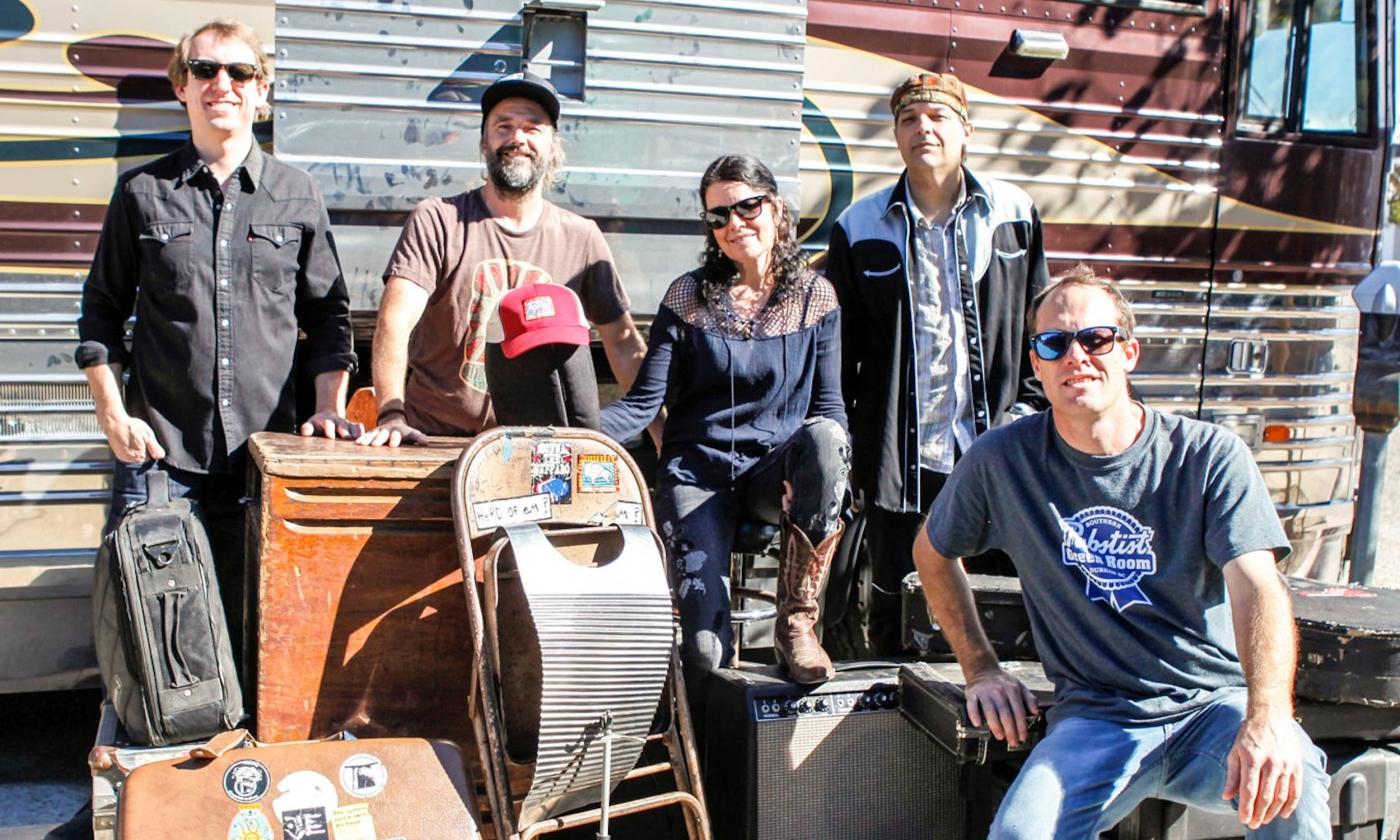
117,729,481,839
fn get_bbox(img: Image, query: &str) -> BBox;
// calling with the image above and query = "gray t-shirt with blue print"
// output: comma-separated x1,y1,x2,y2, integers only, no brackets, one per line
925,406,1289,724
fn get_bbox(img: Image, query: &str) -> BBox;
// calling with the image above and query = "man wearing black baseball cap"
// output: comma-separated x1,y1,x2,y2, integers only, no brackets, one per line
360,70,653,446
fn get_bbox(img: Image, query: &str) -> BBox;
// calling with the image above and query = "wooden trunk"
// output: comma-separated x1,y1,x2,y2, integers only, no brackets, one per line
248,432,473,748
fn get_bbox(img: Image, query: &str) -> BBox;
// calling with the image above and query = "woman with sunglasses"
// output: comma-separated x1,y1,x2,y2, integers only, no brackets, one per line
602,154,849,686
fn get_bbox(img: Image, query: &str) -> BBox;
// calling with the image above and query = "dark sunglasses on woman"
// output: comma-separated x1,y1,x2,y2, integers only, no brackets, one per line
1029,325,1125,361
187,59,261,83
701,194,769,230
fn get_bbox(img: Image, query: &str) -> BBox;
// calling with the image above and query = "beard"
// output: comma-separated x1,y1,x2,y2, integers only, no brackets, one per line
485,142,547,195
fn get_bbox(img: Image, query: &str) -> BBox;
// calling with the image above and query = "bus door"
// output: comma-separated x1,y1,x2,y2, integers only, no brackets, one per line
1210,0,1389,576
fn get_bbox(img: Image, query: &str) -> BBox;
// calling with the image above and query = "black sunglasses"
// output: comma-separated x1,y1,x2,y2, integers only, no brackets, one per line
1029,325,1125,361
702,195,769,230
187,59,261,83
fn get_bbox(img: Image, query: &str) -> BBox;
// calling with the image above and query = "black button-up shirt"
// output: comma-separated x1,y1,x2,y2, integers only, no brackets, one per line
77,143,355,473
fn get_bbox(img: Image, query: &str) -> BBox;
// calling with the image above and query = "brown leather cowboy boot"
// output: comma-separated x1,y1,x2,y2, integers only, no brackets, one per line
775,517,842,684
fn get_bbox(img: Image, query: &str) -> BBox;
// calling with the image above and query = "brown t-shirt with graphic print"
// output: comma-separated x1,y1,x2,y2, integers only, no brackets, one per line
383,188,629,435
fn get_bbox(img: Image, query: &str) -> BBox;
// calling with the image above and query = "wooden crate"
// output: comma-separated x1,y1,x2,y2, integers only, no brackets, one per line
248,432,472,748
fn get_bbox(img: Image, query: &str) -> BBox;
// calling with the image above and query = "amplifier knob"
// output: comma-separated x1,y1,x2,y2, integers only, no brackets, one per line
814,699,828,712
798,701,811,713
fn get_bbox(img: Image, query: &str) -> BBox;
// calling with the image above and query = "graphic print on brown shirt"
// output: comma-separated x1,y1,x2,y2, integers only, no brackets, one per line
383,188,628,435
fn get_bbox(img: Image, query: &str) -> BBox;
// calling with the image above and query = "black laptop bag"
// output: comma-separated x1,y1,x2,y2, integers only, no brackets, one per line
93,468,243,746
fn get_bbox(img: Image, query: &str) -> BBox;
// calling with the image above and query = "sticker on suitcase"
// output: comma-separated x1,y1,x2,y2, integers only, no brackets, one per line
279,807,330,840
330,803,377,840
338,754,387,798
530,441,573,504
577,454,618,493
223,760,271,803
227,805,275,840
272,770,337,840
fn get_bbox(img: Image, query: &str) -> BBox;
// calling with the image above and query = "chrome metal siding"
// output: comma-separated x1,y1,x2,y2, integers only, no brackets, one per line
275,0,809,315
1199,280,1361,579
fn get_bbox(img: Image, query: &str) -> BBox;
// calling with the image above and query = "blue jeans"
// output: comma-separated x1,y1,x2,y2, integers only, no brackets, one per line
106,459,250,667
991,689,1331,839
654,416,850,673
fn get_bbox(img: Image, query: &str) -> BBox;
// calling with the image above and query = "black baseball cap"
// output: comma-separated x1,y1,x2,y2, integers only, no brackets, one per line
480,70,561,126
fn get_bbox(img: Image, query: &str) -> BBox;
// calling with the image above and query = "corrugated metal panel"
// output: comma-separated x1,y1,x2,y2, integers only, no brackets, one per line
276,0,809,313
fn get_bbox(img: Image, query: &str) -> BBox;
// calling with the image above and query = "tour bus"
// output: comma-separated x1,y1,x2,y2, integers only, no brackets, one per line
0,0,1389,689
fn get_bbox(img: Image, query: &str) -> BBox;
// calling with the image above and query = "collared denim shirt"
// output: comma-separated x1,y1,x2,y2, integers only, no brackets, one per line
77,143,355,473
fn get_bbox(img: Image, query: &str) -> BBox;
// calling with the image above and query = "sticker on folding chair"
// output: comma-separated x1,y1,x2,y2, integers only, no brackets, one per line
473,492,553,530
330,804,377,840
228,806,274,840
588,500,644,525
577,454,618,493
530,441,573,504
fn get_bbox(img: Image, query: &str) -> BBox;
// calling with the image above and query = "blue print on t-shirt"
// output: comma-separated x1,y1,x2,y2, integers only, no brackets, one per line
1053,504,1157,612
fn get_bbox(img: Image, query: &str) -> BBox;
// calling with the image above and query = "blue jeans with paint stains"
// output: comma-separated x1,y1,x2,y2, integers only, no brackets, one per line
991,688,1331,839
654,416,850,674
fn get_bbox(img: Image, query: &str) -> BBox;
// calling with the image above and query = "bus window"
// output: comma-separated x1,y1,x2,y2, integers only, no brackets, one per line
1238,0,1371,135
1301,0,1366,132
1241,0,1296,125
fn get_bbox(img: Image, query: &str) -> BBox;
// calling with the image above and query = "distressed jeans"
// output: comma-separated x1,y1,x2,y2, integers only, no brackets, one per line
991,688,1331,839
654,416,850,674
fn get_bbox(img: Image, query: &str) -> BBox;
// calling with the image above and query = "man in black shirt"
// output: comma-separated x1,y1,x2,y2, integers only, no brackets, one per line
77,19,357,651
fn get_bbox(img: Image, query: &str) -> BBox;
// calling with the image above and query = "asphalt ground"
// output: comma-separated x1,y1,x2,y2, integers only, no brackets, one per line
0,689,99,838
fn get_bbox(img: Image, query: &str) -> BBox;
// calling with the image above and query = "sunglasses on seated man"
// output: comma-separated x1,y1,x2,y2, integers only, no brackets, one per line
1029,325,1127,361
187,59,261,83
701,195,770,230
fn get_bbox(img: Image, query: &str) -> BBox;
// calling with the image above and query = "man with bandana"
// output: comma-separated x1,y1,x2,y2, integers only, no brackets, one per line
825,72,1049,654
359,71,647,444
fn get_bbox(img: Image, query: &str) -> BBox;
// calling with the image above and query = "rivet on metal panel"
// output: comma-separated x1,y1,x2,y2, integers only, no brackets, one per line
977,4,983,9
72,178,80,185
1128,20,1134,26
73,210,81,218
72,84,80,92
1170,24,1175,31
279,112,286,119
73,146,80,154
71,22,79,29
1149,21,1155,28
280,48,287,57
1000,5,1005,11
280,16,288,23
73,240,81,248
952,40,958,48
71,116,80,123
1044,9,1050,15
71,3,78,10
1120,80,1125,87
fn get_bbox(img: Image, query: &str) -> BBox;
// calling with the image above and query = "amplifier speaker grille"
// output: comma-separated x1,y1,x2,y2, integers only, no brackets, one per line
753,708,963,840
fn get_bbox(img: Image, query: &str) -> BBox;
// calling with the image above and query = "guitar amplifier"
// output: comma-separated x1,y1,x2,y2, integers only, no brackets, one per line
703,664,966,840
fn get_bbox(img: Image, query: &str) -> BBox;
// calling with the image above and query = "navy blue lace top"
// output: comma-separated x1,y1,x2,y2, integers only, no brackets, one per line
601,269,846,488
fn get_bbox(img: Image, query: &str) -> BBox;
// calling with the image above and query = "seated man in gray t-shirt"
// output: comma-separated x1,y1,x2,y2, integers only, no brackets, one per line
913,267,1330,838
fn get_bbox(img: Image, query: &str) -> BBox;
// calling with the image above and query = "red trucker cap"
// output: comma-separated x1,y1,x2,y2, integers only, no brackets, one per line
487,283,590,359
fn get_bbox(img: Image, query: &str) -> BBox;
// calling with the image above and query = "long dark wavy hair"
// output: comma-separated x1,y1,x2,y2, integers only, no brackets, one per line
696,154,809,308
